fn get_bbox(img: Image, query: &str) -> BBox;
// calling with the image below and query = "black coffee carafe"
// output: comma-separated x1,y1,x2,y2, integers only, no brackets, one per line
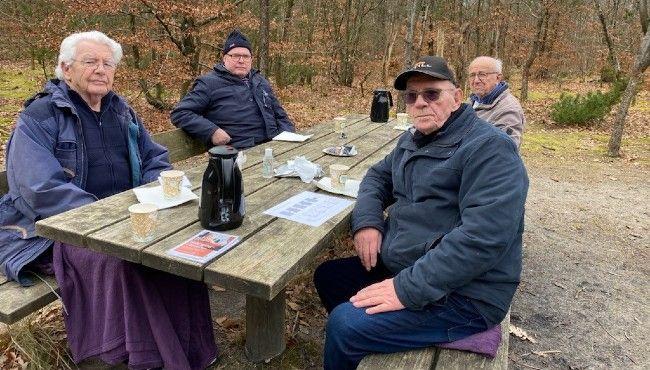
370,89,393,122
199,146,245,231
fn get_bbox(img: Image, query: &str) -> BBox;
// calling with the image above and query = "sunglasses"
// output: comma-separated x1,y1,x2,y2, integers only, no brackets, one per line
403,88,455,104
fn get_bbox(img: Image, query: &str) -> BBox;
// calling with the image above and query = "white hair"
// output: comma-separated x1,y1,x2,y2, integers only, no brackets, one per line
54,31,123,79
470,56,503,73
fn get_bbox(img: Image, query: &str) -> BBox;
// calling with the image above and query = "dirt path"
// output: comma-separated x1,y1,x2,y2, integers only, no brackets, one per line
509,155,649,369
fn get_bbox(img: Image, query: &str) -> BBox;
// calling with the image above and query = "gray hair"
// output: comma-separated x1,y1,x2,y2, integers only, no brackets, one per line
54,31,123,79
470,56,503,74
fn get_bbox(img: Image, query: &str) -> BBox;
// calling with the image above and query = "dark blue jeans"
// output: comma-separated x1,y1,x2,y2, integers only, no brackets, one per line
314,257,488,370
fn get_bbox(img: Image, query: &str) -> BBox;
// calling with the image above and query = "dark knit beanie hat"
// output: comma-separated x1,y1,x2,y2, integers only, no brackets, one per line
223,29,252,55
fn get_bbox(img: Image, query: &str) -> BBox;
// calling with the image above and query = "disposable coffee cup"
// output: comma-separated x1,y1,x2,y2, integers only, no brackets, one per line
329,164,350,192
160,170,184,199
397,113,409,125
128,203,158,243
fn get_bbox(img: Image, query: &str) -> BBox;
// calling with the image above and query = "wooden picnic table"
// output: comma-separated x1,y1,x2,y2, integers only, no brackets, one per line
35,115,403,362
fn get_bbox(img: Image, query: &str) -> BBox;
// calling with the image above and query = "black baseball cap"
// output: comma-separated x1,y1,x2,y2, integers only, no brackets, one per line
394,56,458,90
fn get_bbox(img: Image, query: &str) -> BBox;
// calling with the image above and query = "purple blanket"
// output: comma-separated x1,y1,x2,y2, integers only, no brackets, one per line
436,324,502,358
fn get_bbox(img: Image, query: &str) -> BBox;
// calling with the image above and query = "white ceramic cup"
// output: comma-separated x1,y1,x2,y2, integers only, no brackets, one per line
160,170,184,199
397,113,409,125
329,164,350,192
128,203,158,243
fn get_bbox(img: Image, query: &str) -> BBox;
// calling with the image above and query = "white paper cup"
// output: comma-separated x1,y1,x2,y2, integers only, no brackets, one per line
128,203,158,243
160,170,184,199
397,113,409,125
329,164,350,191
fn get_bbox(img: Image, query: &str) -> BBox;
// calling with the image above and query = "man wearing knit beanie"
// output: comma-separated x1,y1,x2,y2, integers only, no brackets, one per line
171,29,295,149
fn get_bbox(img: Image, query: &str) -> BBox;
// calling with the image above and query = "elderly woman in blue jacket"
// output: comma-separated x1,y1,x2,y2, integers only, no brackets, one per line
0,31,216,369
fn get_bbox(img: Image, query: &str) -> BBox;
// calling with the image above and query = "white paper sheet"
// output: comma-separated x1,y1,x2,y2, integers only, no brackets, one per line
393,124,412,131
272,131,313,142
263,191,353,227
313,177,361,198
132,185,198,209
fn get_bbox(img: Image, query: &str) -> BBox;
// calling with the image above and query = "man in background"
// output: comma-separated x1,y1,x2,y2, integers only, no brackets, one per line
468,56,525,148
171,29,295,149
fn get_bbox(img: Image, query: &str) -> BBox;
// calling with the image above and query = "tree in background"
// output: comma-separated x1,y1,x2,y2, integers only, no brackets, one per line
608,6,649,156
0,0,645,146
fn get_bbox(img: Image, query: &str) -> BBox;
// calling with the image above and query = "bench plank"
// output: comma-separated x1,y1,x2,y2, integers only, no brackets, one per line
358,348,437,370
0,276,59,325
150,129,206,163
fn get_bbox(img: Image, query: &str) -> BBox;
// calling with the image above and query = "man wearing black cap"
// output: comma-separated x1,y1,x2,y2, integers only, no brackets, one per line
313,56,528,369
171,29,295,149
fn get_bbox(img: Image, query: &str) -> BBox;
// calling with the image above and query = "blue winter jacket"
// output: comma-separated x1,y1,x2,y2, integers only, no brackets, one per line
170,63,295,149
351,105,529,326
0,79,170,285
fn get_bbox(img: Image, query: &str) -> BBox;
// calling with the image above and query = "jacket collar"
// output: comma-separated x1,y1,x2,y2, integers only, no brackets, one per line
471,88,511,110
42,79,128,117
400,104,476,151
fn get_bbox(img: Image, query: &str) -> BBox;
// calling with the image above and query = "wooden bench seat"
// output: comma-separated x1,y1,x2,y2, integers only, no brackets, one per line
0,128,205,324
358,313,510,370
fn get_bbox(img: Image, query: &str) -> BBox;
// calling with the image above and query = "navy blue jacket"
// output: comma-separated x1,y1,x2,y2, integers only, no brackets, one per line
0,80,170,285
352,105,528,326
170,64,295,149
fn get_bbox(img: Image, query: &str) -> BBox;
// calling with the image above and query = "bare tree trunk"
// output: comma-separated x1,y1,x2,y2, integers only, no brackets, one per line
641,0,648,34
474,0,482,56
258,0,270,76
417,2,430,57
521,6,548,103
382,28,399,86
275,0,294,88
608,26,650,156
593,0,621,76
397,0,420,113
427,0,437,54
436,28,445,57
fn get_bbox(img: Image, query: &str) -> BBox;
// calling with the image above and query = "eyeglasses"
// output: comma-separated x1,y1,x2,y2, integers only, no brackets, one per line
73,58,117,71
226,53,252,62
468,71,499,80
403,88,456,105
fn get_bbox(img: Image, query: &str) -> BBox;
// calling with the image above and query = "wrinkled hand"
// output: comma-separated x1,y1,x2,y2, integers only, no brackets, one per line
350,278,405,314
211,128,231,145
354,227,382,271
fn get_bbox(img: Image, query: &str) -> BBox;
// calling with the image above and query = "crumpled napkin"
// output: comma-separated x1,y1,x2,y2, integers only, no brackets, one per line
274,156,324,183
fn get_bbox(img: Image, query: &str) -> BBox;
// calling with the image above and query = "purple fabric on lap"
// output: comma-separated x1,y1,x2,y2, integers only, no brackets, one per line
436,324,502,358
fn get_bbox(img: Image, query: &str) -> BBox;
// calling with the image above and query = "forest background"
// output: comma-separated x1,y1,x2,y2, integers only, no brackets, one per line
0,0,648,369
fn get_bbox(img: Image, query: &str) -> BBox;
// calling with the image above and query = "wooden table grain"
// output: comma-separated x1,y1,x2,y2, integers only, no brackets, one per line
36,115,402,362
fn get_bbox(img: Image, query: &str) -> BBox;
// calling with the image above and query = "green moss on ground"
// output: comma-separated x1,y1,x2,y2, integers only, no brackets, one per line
0,69,41,100
522,124,649,165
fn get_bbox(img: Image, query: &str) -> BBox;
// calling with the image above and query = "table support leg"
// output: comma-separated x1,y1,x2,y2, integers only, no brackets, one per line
244,289,286,362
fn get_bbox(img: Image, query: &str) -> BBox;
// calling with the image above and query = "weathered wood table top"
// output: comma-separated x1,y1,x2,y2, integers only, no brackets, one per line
35,114,402,361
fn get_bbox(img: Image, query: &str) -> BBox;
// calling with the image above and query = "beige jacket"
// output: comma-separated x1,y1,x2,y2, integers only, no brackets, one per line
471,89,525,148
